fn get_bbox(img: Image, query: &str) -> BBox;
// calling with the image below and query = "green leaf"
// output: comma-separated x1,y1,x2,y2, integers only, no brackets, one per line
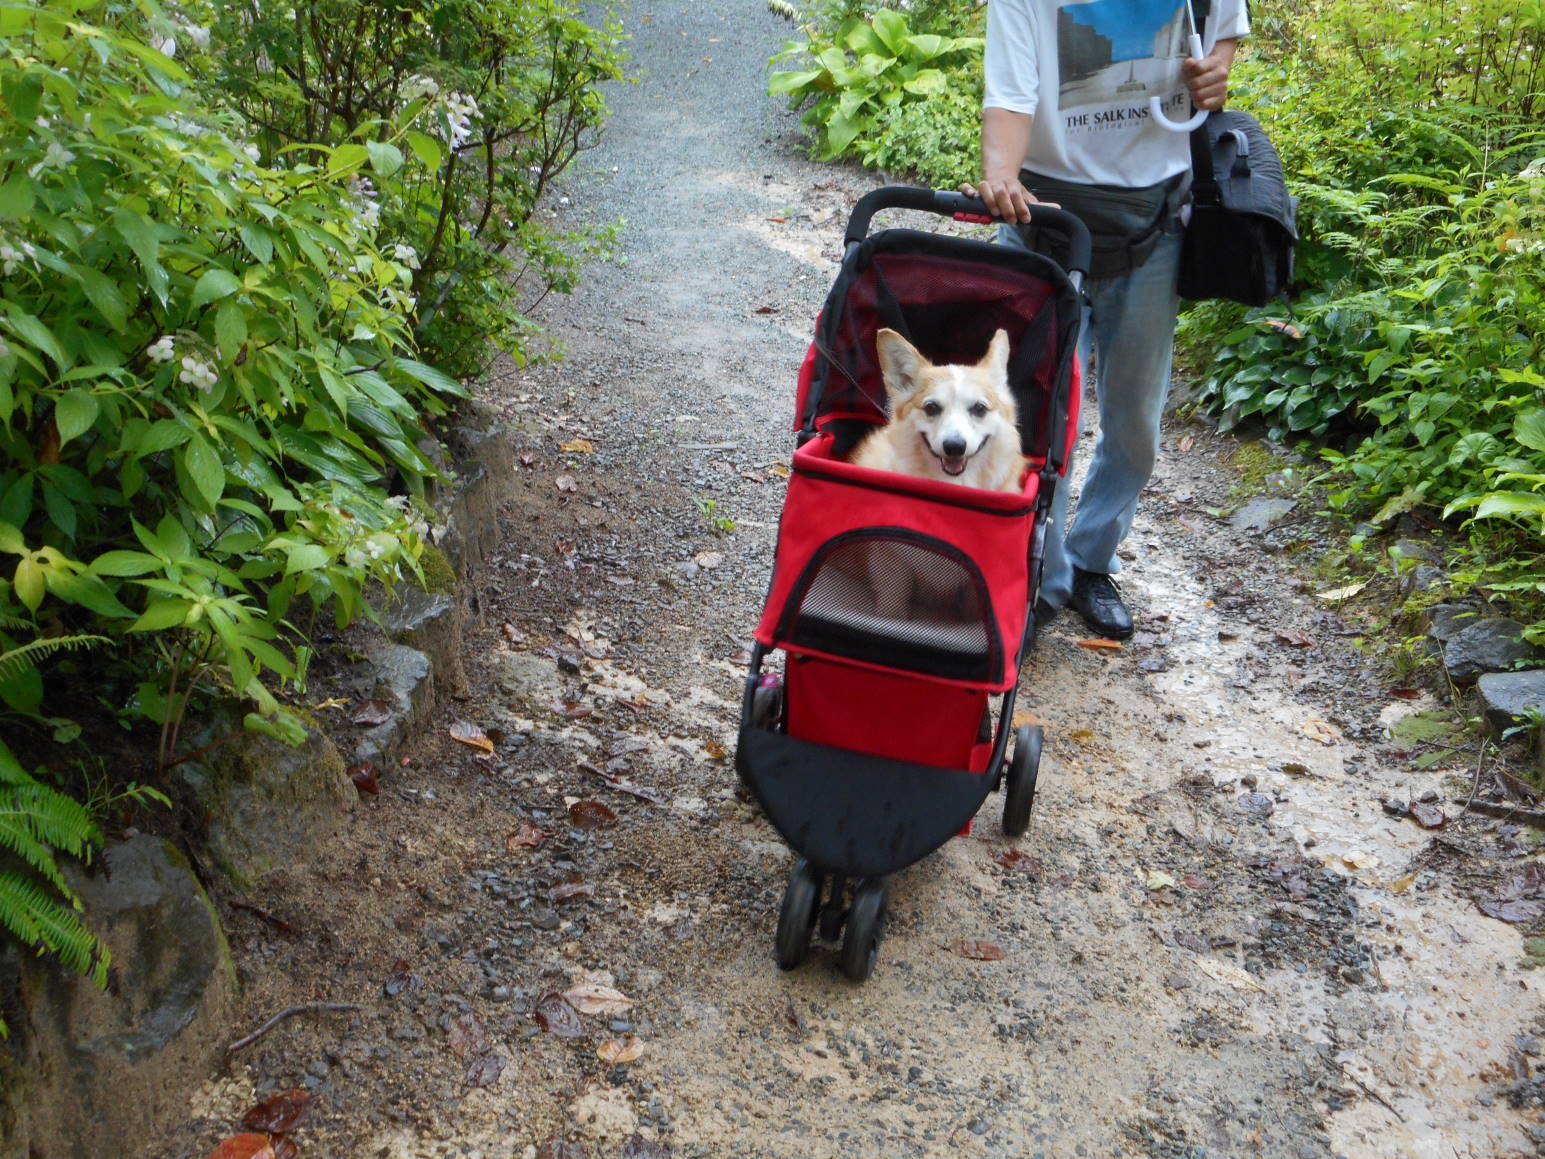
129,599,193,632
1514,409,1545,454
0,176,36,220
3,312,69,370
403,129,443,170
182,436,224,508
768,68,826,97
238,225,274,265
328,142,369,174
53,391,99,447
90,551,164,577
74,268,128,331
0,521,24,554
870,8,909,54
394,358,467,398
110,208,160,281
190,267,241,310
902,68,947,95
215,299,247,361
284,544,330,575
44,572,133,619
13,557,43,612
1474,492,1545,520
366,140,404,177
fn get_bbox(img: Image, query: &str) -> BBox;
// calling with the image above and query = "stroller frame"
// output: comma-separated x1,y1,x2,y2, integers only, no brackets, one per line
736,187,1091,981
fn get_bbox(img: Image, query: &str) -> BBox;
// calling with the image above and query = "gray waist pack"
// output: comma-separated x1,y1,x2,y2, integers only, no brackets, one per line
1013,169,1190,280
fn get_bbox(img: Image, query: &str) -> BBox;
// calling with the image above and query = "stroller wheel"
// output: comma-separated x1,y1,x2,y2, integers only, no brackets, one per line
1002,724,1042,838
750,675,784,732
775,858,821,969
840,878,887,983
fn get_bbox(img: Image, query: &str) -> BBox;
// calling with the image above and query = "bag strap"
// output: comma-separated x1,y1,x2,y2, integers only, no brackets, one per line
1189,122,1221,205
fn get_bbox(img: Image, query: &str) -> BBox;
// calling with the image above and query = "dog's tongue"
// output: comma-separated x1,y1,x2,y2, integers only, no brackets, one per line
941,456,967,476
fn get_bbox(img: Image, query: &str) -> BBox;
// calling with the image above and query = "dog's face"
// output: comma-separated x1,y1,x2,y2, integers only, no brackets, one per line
874,328,1018,484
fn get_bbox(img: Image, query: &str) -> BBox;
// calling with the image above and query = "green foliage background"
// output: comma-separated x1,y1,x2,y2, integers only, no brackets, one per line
771,0,1545,636
0,0,618,1018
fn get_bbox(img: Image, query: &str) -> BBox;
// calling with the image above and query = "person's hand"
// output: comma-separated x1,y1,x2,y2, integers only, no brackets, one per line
958,176,1045,224
1182,45,1233,111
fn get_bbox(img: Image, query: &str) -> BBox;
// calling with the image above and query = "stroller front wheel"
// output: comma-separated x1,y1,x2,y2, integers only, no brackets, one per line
775,858,821,969
1002,724,1042,837
840,878,887,982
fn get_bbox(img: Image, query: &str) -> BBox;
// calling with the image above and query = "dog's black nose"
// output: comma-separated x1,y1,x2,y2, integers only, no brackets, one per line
942,436,966,457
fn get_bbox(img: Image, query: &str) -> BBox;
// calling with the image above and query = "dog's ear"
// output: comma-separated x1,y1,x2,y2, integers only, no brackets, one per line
876,328,927,404
980,328,1011,380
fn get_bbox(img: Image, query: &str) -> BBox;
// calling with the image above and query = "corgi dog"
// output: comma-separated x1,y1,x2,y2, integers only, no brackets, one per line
850,328,1024,493
845,328,1026,622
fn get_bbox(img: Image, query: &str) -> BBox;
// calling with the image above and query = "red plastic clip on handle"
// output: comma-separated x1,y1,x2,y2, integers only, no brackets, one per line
953,212,994,225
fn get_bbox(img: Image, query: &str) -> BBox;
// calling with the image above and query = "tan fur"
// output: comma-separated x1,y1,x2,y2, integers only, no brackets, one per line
846,329,1025,621
850,328,1025,493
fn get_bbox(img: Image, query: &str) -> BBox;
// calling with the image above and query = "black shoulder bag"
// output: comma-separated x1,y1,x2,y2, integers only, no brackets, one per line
1178,109,1298,306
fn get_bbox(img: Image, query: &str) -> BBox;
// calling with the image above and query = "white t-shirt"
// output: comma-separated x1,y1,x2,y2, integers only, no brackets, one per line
984,0,1251,186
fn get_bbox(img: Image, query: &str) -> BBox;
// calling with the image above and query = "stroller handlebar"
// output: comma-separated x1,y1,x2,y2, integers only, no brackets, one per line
843,186,1092,282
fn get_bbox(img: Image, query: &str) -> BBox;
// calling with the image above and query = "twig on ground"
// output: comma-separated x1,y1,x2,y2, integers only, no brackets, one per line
227,1002,360,1054
1457,799,1545,829
228,899,298,933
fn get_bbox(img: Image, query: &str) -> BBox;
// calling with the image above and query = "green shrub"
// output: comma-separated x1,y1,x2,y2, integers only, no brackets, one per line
205,0,625,379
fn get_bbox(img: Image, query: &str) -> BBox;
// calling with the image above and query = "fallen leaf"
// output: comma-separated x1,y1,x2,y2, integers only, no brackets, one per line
1264,319,1303,340
241,1089,312,1134
465,1051,506,1088
1280,762,1310,777
1341,850,1379,871
754,305,778,314
383,961,424,997
1316,580,1369,603
1068,729,1094,745
555,475,578,492
519,452,537,466
1408,802,1447,829
1302,718,1342,745
769,464,790,478
1181,874,1211,891
564,984,635,1016
1391,873,1418,894
703,740,729,761
534,992,586,1038
1146,870,1179,891
990,849,1040,874
447,1014,488,1060
569,800,618,829
1177,434,1195,452
945,938,1007,961
549,700,595,719
1076,638,1123,652
550,879,595,903
351,699,391,727
1196,957,1267,992
537,1137,589,1159
205,1137,276,1159
1478,865,1545,924
1388,687,1421,700
507,822,545,849
1275,628,1316,648
449,720,495,752
1010,710,1045,728
349,762,379,795
560,438,595,453
1237,792,1275,816
270,1140,298,1159
694,551,723,569
597,1036,646,1065
620,1136,671,1159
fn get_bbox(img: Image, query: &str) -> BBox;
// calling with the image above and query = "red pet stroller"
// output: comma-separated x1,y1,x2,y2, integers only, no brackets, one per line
735,187,1091,981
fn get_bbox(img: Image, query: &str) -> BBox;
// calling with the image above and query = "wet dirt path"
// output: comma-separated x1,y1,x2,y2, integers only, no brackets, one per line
167,4,1542,1157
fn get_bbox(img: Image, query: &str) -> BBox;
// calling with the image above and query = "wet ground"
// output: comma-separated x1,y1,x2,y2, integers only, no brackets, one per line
157,4,1544,1157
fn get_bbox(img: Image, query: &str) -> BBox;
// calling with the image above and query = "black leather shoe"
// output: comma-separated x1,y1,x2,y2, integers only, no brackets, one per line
1069,568,1134,639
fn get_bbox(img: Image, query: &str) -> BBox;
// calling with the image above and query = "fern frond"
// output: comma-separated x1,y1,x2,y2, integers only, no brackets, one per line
0,872,109,986
1,781,99,859
0,634,111,684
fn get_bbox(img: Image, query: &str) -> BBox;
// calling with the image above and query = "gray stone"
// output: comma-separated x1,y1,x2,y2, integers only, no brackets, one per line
1443,618,1545,684
384,588,466,694
1228,496,1297,532
1391,538,1440,566
175,708,357,888
4,836,235,1158
1423,602,1481,642
1476,670,1545,743
1405,565,1446,594
353,641,435,767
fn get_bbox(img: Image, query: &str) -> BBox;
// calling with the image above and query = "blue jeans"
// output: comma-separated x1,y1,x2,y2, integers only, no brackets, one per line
998,225,1182,608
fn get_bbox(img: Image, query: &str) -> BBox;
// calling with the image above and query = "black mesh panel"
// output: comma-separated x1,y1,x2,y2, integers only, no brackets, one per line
782,531,1001,683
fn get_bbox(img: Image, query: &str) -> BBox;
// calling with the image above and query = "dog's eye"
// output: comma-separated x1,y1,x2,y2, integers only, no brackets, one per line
969,402,988,418
922,402,942,417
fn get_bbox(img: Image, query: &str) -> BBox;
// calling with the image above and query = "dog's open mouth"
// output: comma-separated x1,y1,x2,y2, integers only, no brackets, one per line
938,454,968,477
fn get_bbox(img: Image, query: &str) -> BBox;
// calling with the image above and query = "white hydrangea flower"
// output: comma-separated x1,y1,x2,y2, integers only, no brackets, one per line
178,354,218,391
26,142,75,178
181,22,211,51
388,243,420,269
344,547,368,569
348,175,380,231
441,92,479,149
402,74,439,102
147,335,177,363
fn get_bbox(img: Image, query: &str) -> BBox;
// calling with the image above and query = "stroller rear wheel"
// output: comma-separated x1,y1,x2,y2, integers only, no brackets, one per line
1002,724,1042,837
840,878,887,982
775,858,821,969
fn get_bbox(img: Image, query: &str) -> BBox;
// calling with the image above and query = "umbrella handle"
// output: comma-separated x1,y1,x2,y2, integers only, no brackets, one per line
1150,31,1213,133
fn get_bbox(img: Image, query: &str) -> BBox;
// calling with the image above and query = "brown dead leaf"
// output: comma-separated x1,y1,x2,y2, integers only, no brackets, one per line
1178,434,1195,452
1196,957,1267,992
1478,864,1545,924
351,699,391,727
1010,710,1045,728
555,474,578,492
241,1089,312,1134
1302,718,1342,745
769,463,790,478
565,984,635,1016
1408,802,1447,829
507,822,545,849
945,938,1007,961
569,800,618,829
502,622,527,646
560,438,595,453
550,879,595,903
694,551,723,569
447,1014,488,1061
1068,728,1094,745
990,849,1041,874
465,1050,506,1088
449,720,494,753
754,305,778,314
519,452,537,467
1275,628,1316,648
1076,638,1123,652
205,1137,276,1159
349,762,379,795
537,1139,589,1159
704,740,729,761
597,1036,646,1065
534,992,586,1038
1389,687,1421,700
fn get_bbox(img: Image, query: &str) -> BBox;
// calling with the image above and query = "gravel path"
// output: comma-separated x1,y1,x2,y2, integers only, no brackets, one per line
157,4,1543,1157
